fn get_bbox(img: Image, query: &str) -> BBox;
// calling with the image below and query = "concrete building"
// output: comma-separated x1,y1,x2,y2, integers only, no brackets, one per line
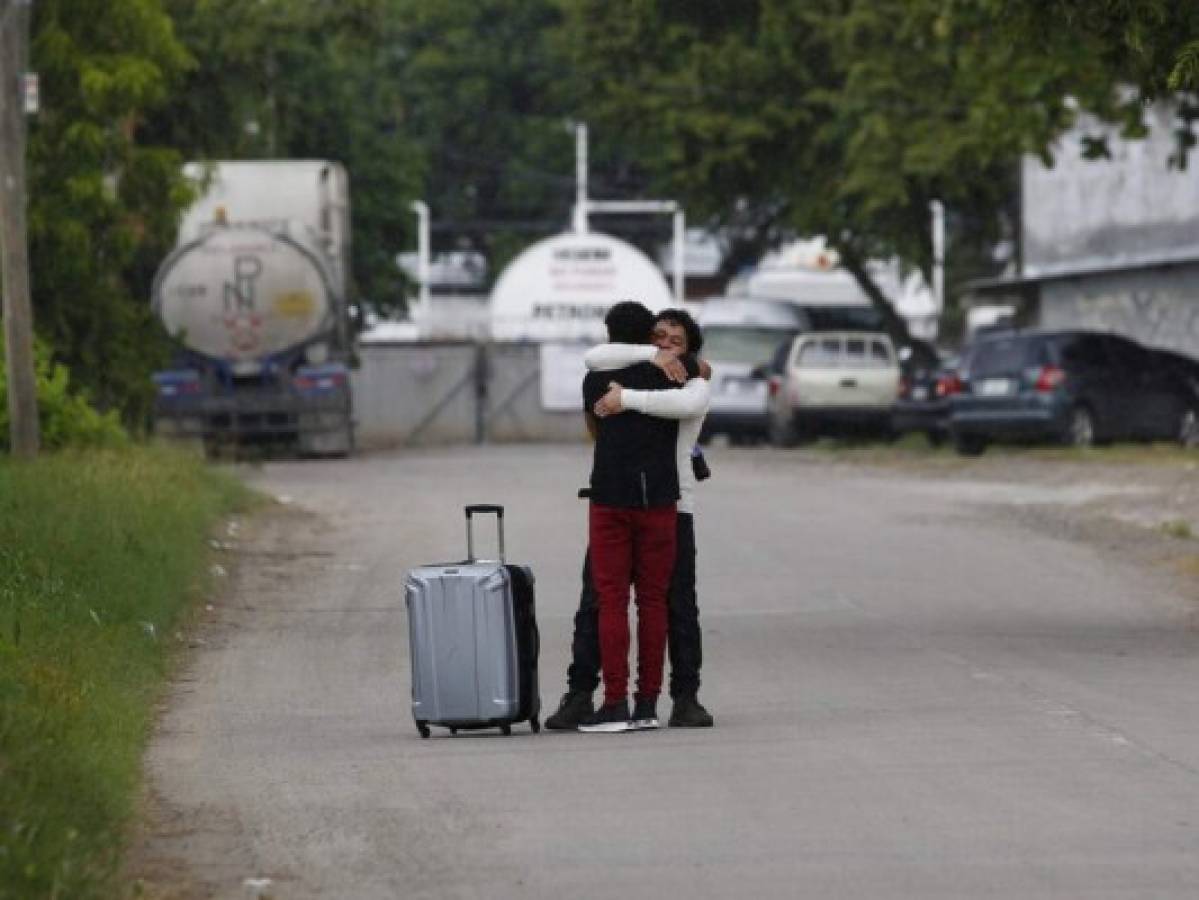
979,103,1199,357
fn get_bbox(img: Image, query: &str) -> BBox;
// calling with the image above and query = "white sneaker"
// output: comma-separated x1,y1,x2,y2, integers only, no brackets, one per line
577,702,632,733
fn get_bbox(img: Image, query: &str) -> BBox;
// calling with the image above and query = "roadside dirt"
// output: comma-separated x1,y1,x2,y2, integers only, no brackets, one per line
803,446,1199,624
124,501,310,900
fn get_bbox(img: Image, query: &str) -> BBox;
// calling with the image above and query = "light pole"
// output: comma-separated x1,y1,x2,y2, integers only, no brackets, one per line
930,199,945,319
587,200,686,304
409,200,431,320
572,122,589,234
570,122,687,302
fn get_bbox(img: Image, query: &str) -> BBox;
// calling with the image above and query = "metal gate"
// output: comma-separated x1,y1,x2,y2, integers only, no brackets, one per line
352,342,585,447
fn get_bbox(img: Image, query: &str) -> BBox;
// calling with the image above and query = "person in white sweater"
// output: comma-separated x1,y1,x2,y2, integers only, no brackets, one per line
547,308,716,729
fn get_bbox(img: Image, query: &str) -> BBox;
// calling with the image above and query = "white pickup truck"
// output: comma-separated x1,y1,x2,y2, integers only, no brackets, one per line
766,331,901,444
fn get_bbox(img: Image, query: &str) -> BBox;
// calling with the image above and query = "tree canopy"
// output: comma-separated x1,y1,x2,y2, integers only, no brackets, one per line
561,0,1199,339
28,0,193,422
149,0,425,313
15,0,1199,422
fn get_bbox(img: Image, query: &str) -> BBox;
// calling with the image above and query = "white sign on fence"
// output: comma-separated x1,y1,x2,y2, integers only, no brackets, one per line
539,343,591,412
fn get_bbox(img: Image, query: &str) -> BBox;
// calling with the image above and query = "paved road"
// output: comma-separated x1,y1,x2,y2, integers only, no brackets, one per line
137,445,1199,898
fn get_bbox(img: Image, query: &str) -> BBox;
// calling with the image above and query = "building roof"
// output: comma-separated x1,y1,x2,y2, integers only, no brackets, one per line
968,247,1199,294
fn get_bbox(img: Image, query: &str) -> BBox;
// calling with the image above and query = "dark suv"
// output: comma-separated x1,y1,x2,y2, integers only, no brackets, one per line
949,330,1199,455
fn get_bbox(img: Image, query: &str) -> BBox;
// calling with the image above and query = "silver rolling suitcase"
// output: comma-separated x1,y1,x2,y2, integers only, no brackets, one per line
405,505,540,738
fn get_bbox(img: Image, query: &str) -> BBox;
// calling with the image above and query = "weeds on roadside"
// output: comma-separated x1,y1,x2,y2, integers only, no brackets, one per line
0,446,249,898
1159,519,1195,540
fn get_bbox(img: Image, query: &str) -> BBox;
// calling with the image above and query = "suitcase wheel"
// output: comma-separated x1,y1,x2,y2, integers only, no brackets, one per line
530,718,541,734
416,721,430,739
501,724,512,736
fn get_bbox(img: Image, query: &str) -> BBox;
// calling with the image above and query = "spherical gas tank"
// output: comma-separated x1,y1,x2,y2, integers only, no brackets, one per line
153,223,335,365
490,231,674,342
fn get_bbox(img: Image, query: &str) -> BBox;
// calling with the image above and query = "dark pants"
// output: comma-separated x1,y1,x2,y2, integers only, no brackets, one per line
567,512,702,700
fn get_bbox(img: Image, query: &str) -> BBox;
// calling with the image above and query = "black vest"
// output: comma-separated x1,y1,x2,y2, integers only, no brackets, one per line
582,357,696,508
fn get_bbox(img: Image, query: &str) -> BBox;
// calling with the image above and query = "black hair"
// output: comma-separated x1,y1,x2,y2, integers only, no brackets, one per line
604,300,656,344
656,307,704,353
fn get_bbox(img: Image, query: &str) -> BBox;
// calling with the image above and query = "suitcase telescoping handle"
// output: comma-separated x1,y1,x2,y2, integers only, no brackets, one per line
465,504,505,562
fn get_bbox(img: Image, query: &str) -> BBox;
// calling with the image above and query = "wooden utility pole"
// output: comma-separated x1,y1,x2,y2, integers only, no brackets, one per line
0,0,40,458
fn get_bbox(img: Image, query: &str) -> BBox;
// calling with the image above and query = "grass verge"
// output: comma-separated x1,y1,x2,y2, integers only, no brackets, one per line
0,446,251,899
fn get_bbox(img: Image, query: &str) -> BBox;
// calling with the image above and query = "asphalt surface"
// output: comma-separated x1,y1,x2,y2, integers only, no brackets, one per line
133,444,1199,899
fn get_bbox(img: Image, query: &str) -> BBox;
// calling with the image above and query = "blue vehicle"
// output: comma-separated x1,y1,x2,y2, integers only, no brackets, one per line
949,330,1199,455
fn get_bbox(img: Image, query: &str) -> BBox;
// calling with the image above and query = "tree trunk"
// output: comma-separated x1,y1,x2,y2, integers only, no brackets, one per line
1,0,41,458
831,240,912,348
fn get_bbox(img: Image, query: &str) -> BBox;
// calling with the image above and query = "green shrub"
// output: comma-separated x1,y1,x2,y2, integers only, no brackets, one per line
0,340,128,452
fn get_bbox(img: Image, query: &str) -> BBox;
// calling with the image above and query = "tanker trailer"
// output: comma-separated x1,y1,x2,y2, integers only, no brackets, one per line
150,161,354,456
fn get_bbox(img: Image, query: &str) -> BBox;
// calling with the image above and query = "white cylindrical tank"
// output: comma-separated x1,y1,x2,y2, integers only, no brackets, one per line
490,231,673,342
153,223,337,367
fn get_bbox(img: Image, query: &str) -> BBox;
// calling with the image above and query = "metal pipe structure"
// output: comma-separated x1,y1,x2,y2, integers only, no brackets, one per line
569,123,685,301
410,200,431,318
930,199,945,317
673,209,685,305
572,123,589,234
589,200,686,303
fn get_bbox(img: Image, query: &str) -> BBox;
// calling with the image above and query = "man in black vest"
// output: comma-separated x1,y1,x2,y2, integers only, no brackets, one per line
548,309,714,731
576,301,696,733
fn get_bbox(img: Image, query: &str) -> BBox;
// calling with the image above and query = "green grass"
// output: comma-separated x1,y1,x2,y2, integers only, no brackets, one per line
1159,519,1195,540
0,446,250,899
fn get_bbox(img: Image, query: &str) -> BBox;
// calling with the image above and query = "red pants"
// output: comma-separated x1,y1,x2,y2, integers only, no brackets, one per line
588,503,678,705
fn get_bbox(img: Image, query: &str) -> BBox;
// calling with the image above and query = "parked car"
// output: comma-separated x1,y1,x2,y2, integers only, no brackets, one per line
696,298,809,443
892,350,960,446
766,331,901,444
1155,348,1199,407
949,330,1199,455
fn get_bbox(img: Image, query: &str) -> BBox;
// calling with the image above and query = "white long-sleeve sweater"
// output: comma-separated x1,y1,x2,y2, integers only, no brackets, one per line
583,343,710,514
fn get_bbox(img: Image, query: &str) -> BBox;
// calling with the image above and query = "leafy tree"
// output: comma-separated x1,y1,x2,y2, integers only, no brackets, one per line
384,0,581,279
807,0,1116,316
998,1,1199,95
0,339,128,452
560,1,935,339
995,1,1199,162
562,0,1199,341
27,0,193,425
149,0,425,315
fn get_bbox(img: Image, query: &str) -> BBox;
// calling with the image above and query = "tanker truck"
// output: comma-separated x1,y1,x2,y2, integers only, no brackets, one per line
151,160,355,456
